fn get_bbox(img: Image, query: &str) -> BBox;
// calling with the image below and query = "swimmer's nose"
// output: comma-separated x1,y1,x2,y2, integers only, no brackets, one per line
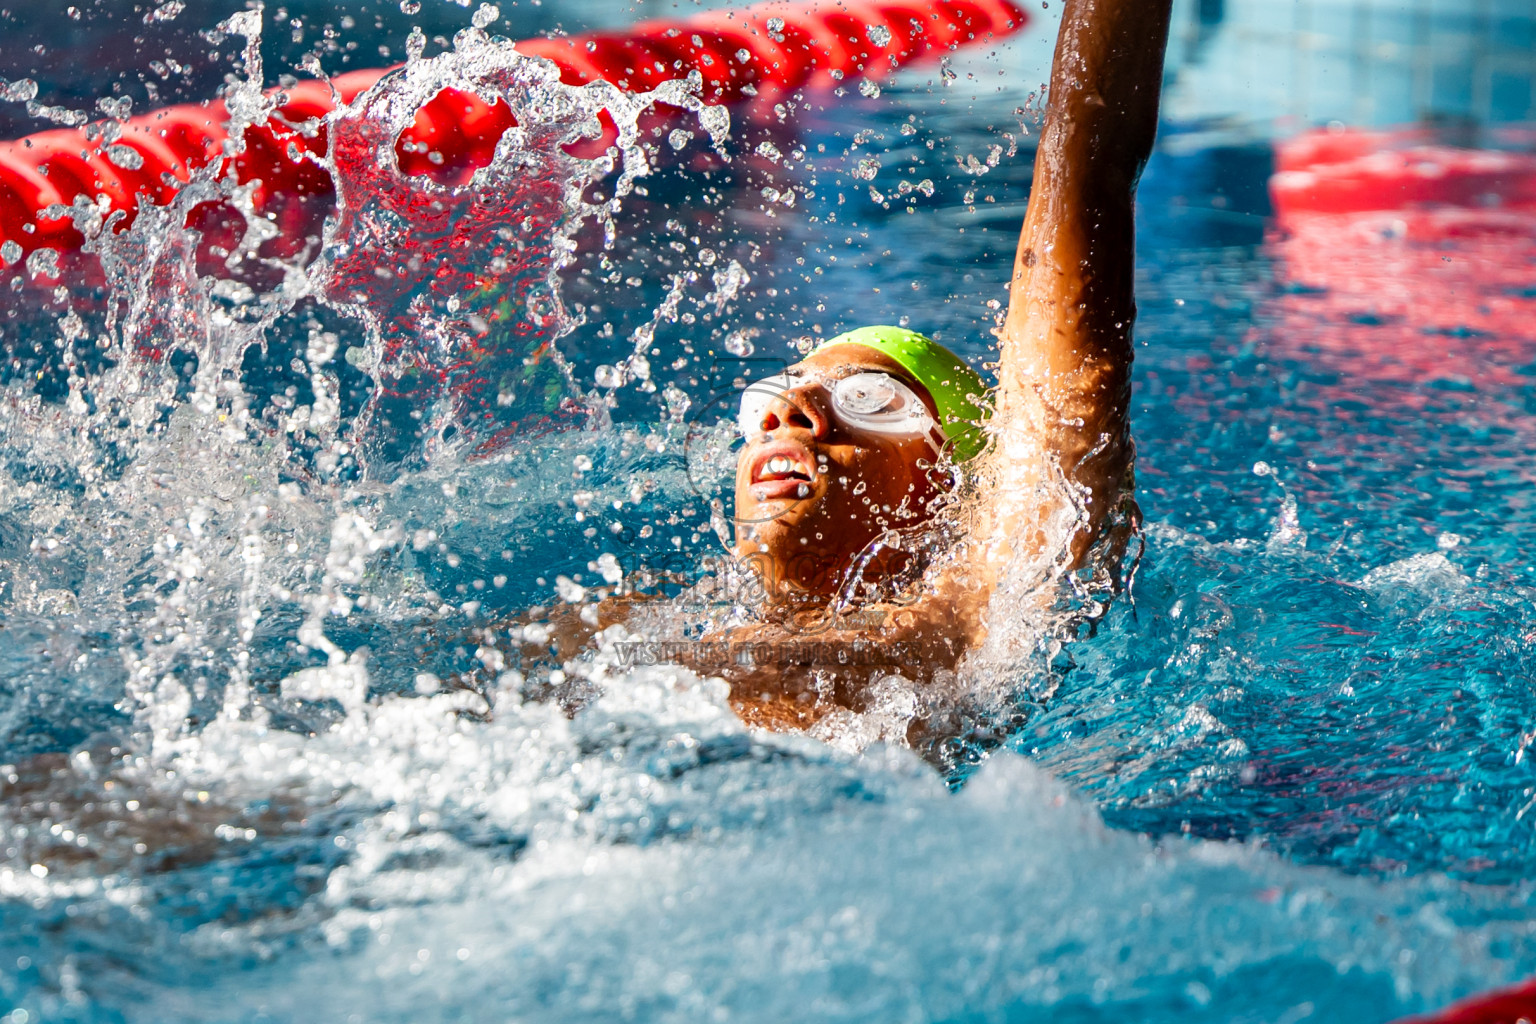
758,384,829,439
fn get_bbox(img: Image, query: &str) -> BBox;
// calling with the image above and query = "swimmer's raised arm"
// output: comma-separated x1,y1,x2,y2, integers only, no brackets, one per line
980,0,1173,572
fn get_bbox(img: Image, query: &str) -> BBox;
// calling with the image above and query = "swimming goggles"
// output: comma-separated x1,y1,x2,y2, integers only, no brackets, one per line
737,369,943,451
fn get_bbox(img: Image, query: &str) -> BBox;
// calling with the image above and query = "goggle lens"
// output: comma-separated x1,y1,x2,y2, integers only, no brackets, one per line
736,370,938,442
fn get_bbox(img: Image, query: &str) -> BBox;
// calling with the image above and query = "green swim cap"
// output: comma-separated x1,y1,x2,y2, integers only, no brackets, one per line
811,325,991,462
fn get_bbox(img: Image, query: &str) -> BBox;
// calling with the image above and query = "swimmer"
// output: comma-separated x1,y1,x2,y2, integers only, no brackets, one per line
0,0,1173,889
532,0,1173,736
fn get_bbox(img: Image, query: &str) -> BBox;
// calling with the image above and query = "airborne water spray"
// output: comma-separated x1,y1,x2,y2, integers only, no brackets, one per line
0,4,730,759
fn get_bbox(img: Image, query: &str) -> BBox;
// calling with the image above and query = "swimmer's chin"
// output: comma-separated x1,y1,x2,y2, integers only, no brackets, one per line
732,504,820,557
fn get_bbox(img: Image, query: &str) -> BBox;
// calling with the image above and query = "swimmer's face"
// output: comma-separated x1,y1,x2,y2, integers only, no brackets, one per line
732,343,949,596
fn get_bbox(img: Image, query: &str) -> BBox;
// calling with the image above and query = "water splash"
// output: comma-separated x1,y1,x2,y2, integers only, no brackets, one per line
317,29,730,471
0,6,731,763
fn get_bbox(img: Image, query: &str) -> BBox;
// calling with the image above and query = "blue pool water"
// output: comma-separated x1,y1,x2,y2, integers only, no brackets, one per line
3,1,1536,1021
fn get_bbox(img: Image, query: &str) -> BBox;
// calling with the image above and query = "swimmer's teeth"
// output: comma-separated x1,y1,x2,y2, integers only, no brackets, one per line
760,457,812,481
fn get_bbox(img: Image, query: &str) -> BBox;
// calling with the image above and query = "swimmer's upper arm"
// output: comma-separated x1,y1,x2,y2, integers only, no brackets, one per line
980,0,1172,572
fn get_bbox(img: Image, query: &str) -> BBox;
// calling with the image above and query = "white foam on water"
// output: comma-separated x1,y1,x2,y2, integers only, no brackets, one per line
124,725,1536,1023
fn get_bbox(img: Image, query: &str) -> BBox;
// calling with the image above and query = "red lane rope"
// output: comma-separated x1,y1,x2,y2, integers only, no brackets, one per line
0,0,1026,257
1266,125,1536,393
1391,980,1536,1024
1272,126,1536,219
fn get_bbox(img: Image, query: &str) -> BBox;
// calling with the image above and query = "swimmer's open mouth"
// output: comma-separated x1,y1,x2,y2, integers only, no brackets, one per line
747,443,818,499
756,457,812,482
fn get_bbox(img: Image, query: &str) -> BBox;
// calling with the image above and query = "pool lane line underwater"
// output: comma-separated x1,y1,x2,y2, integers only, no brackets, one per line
0,0,1027,258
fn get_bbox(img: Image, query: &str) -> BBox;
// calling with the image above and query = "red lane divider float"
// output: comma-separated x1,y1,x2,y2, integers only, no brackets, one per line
0,0,1026,257
1391,979,1536,1024
1272,124,1536,220
1264,124,1536,395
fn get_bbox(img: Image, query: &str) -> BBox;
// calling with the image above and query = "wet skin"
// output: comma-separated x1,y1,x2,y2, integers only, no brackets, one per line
508,0,1174,743
731,343,950,601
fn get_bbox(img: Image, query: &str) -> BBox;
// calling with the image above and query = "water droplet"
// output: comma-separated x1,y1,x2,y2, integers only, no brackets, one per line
858,80,881,99
668,128,693,150
852,157,881,181
400,0,421,12
867,24,892,47
1,78,38,103
471,2,499,28
663,384,691,420
554,576,586,603
104,144,143,171
25,248,59,282
723,329,756,357
96,95,133,120
142,0,183,23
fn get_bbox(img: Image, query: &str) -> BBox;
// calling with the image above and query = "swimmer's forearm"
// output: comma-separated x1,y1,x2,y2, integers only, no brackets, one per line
1031,0,1173,213
987,0,1172,564
1004,0,1172,387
